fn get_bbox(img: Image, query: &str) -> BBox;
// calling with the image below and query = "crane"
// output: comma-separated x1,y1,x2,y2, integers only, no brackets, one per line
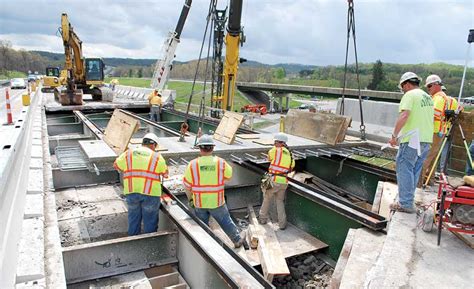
150,0,192,104
56,13,110,105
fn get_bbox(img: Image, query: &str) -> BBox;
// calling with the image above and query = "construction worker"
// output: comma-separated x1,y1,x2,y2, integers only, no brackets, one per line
421,75,457,181
308,104,317,113
148,89,162,122
110,78,119,91
182,134,245,248
259,132,295,229
114,133,168,236
389,72,433,213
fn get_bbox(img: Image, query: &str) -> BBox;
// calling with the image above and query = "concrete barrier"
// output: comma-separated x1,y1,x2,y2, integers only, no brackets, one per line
114,85,176,105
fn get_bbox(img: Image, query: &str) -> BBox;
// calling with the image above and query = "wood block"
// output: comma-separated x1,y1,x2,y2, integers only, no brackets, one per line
257,222,290,281
284,109,351,145
213,111,244,144
371,181,384,214
329,229,356,289
379,182,398,219
451,231,474,249
337,115,352,143
236,134,261,139
248,206,261,249
252,139,274,146
103,109,139,154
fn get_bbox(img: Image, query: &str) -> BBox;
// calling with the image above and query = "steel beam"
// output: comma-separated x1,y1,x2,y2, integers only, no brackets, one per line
47,123,83,136
119,109,183,137
52,168,119,189
73,110,104,139
63,231,178,284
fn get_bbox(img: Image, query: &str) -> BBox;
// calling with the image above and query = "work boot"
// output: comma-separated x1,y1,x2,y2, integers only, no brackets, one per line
258,218,268,225
389,202,416,214
233,231,246,248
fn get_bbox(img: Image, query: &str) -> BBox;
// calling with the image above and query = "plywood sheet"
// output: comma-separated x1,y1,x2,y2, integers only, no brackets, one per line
236,134,261,140
252,139,274,146
103,109,139,154
213,111,245,144
284,109,351,145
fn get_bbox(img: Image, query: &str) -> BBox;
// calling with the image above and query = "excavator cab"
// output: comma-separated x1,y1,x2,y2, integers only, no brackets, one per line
46,67,60,77
85,58,105,83
41,67,61,93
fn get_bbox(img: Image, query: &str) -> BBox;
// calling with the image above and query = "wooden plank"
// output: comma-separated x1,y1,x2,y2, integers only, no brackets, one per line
329,229,356,289
379,182,398,219
144,264,176,279
336,115,352,143
284,109,350,145
248,206,261,249
252,139,274,146
371,181,384,214
451,231,474,249
148,272,179,288
103,109,139,154
236,134,261,140
213,111,245,144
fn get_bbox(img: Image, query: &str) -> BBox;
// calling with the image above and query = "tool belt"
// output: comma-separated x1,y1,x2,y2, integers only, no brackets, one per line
261,172,289,192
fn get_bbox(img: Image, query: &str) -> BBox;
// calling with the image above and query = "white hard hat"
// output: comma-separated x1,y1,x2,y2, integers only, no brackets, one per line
399,72,421,87
197,134,215,146
143,133,159,145
425,74,442,87
274,132,288,143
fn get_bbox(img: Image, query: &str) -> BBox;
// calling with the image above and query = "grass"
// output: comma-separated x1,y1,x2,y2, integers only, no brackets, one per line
0,70,27,79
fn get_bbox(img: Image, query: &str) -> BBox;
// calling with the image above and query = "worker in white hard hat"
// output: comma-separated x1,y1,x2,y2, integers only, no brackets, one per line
259,132,295,229
114,133,168,235
388,72,434,213
182,134,246,248
148,89,162,122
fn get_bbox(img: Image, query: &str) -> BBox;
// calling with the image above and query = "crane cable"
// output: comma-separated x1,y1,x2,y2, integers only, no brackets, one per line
179,0,216,142
339,0,366,140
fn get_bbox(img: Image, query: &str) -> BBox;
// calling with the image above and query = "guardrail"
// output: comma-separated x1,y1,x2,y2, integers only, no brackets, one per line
113,85,175,105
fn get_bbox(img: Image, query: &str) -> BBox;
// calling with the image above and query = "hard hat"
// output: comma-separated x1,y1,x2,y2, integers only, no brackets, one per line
197,134,215,146
425,74,442,87
399,72,421,87
143,133,159,145
274,132,288,143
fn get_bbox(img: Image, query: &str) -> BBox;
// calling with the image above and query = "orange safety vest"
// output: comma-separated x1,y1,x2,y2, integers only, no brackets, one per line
183,156,231,209
268,146,294,184
114,147,167,196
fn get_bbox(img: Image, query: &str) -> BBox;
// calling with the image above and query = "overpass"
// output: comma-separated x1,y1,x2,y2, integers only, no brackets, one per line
236,82,403,102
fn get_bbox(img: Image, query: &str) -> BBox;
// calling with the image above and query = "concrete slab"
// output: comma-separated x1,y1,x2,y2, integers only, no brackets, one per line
30,145,43,159
58,218,90,247
75,184,122,203
29,158,43,169
81,199,127,218
31,138,42,146
16,218,45,283
24,194,44,219
84,212,129,242
27,169,44,194
15,278,46,288
79,139,117,162
32,131,41,140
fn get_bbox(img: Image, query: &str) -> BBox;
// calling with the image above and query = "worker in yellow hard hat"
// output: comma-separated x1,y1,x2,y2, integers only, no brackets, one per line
148,89,162,122
182,134,246,248
114,133,168,235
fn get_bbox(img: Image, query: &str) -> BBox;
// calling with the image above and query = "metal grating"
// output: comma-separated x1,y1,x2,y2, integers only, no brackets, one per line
55,146,88,171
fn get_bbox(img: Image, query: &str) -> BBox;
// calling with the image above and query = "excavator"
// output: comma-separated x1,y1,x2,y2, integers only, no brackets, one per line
55,13,111,105
41,66,62,93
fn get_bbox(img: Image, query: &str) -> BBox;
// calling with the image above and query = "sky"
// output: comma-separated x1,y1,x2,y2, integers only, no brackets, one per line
0,0,473,66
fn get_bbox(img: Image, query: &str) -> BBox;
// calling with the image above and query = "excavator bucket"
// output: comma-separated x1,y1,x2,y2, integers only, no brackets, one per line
59,89,83,105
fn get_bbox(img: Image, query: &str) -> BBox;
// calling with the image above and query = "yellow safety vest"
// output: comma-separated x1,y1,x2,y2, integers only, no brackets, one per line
183,156,232,209
268,146,295,184
148,92,162,106
114,146,168,196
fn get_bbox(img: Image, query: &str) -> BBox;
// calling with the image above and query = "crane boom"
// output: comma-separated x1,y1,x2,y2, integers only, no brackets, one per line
151,0,192,91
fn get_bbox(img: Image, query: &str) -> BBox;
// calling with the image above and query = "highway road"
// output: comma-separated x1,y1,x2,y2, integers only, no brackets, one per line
0,87,27,124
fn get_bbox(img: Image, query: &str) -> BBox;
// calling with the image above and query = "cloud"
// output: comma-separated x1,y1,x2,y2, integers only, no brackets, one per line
0,0,473,65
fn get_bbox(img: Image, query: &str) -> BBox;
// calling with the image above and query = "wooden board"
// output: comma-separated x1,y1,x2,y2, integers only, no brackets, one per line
252,139,274,146
371,181,384,214
337,115,352,143
292,172,314,184
379,182,399,219
236,134,261,140
213,111,245,144
257,221,290,281
329,229,356,289
284,109,351,145
451,231,474,249
103,109,139,154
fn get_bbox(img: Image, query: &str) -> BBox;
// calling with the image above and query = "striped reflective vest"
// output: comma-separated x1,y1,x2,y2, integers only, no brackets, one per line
114,146,168,196
268,146,295,184
183,156,232,209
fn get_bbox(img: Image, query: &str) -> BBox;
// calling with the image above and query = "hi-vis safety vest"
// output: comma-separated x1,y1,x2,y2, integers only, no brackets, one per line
268,146,295,184
183,156,232,209
114,146,168,196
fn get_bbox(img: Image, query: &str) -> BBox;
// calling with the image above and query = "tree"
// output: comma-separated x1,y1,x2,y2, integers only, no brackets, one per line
137,67,143,78
128,68,133,78
273,67,286,79
368,60,385,90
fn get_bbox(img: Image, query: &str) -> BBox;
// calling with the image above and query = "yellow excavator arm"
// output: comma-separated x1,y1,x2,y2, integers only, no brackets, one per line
61,13,85,83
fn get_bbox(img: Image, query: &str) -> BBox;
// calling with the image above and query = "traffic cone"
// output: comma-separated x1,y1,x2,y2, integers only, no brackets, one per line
5,88,13,125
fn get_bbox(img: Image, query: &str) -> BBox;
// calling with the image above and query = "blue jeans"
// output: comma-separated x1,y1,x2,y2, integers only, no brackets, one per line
396,143,430,209
466,141,474,176
194,204,241,243
126,193,161,236
439,138,452,174
150,105,161,122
